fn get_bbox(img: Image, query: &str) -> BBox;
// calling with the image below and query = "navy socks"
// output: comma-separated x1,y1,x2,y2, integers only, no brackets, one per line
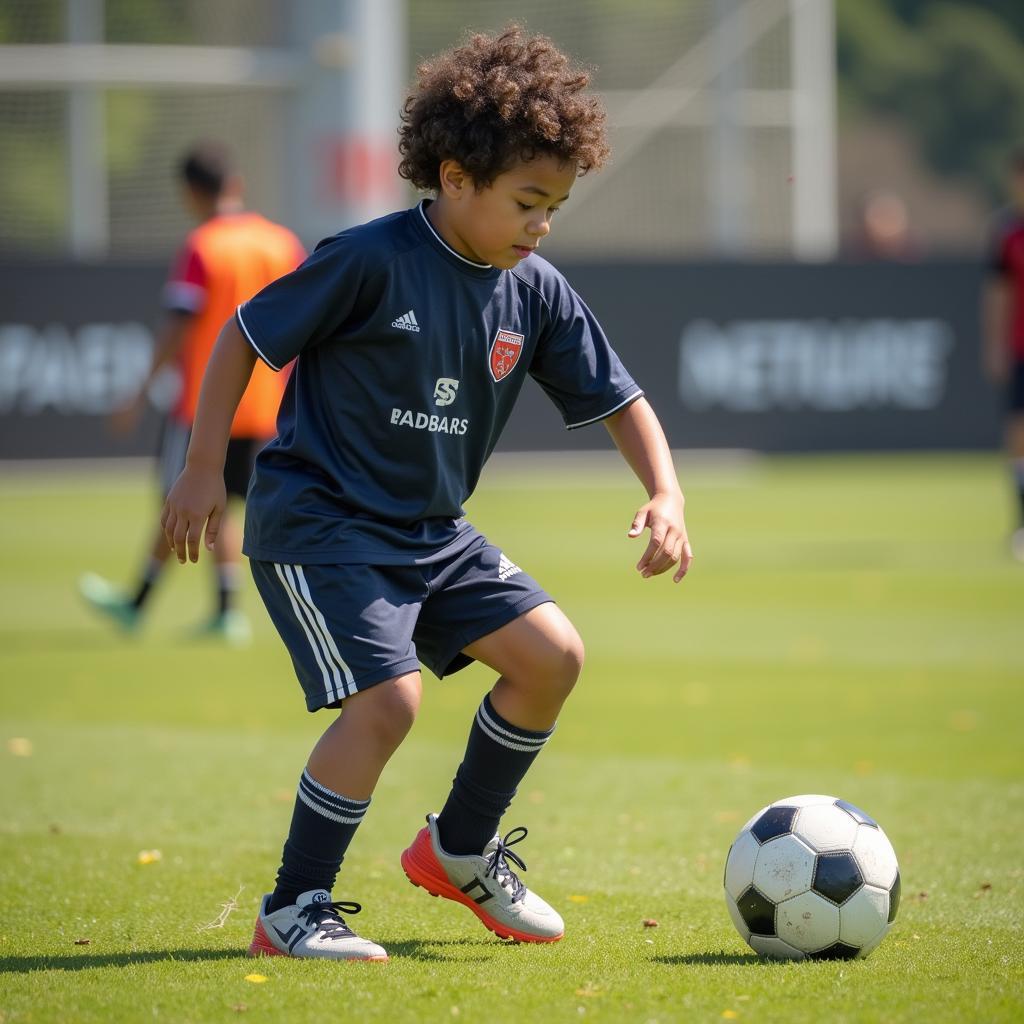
267,769,369,913
436,693,554,856
269,696,555,908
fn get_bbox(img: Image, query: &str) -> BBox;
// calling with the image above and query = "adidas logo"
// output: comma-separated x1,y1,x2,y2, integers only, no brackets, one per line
391,309,420,332
498,553,522,581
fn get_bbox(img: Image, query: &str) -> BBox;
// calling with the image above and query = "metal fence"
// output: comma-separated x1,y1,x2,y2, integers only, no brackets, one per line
0,0,834,262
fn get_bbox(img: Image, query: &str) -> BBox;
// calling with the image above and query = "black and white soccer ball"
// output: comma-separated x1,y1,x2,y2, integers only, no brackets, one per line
724,794,900,960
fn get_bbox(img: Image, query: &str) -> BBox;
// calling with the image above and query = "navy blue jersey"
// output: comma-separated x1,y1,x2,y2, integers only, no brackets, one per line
236,201,642,565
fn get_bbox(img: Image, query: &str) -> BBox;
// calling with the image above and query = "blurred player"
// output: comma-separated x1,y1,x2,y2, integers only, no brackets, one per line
983,146,1024,560
161,26,692,961
850,188,920,262
79,141,305,642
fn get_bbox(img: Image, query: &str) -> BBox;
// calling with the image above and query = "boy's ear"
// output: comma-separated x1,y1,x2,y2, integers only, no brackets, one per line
438,159,469,199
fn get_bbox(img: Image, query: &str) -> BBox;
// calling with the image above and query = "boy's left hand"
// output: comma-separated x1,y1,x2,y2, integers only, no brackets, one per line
628,492,693,583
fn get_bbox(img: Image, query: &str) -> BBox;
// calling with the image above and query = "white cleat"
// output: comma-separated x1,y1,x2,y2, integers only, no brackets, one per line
248,889,387,961
401,813,564,943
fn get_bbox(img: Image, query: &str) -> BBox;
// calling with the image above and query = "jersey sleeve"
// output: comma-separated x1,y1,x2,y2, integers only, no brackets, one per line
235,232,374,371
163,238,207,314
529,277,643,429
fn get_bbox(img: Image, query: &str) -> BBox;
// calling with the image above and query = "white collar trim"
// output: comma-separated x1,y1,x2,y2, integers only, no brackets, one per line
417,201,492,269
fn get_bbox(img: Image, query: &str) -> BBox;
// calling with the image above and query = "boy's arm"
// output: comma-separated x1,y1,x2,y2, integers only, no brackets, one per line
603,397,693,584
160,317,258,564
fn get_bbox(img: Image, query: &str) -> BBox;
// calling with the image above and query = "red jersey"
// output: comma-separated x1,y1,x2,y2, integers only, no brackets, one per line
164,212,305,438
989,209,1024,359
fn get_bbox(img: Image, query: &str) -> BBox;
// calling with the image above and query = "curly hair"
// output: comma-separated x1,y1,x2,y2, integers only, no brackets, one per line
398,25,609,191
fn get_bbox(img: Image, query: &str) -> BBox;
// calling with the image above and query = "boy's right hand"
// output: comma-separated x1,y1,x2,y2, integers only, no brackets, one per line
160,465,226,564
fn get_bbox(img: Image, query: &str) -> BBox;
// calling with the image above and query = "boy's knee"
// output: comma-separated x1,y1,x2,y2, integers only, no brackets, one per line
538,621,585,699
348,673,420,748
559,626,585,684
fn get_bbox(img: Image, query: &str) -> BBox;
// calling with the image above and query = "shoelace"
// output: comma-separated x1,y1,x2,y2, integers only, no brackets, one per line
484,826,529,902
298,899,361,939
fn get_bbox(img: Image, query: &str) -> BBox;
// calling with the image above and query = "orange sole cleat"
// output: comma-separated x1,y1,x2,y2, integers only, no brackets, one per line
401,826,563,943
248,918,291,957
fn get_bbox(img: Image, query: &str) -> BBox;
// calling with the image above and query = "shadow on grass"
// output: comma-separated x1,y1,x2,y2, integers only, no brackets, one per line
0,938,511,973
0,949,246,974
383,937,515,962
653,951,763,966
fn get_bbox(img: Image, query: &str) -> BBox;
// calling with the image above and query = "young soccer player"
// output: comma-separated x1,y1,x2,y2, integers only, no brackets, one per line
79,141,304,643
162,26,693,960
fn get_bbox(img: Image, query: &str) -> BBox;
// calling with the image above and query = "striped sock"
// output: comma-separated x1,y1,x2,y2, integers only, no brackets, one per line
267,769,370,913
436,693,554,856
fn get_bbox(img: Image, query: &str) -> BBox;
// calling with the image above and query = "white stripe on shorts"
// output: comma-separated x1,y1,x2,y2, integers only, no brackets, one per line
274,563,356,701
273,563,341,704
292,566,356,696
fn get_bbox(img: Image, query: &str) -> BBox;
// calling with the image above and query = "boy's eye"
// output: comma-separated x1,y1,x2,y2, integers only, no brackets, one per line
517,202,563,215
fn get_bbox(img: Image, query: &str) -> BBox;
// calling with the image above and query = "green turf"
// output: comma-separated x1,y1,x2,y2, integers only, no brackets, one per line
1,452,1021,1023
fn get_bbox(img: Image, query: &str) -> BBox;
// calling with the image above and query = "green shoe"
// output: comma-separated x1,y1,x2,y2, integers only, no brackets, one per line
78,573,140,632
189,609,253,648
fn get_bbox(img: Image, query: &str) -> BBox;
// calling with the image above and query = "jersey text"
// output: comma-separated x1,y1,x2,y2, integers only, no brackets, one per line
390,408,469,435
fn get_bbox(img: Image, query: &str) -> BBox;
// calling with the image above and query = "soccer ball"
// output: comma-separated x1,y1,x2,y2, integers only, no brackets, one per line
723,794,900,960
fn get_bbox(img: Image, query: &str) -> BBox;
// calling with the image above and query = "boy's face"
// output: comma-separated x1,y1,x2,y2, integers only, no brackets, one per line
436,154,578,269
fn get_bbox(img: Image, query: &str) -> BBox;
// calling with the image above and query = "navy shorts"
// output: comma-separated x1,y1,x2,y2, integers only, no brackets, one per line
250,528,553,711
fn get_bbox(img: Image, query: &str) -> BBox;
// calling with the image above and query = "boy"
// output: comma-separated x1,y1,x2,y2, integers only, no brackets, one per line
162,26,693,961
79,141,304,643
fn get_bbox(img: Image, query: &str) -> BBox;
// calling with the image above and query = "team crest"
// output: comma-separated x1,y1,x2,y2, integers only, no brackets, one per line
488,328,525,382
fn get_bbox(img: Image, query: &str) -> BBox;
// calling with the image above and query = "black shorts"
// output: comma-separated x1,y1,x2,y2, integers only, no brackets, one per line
1009,361,1024,412
157,419,262,499
250,527,553,711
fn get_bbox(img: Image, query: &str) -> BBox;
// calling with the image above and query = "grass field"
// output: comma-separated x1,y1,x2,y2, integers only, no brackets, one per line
1,452,1022,1023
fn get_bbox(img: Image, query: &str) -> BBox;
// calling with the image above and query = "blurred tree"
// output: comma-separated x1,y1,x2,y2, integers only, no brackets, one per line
885,0,1024,38
837,0,1024,204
